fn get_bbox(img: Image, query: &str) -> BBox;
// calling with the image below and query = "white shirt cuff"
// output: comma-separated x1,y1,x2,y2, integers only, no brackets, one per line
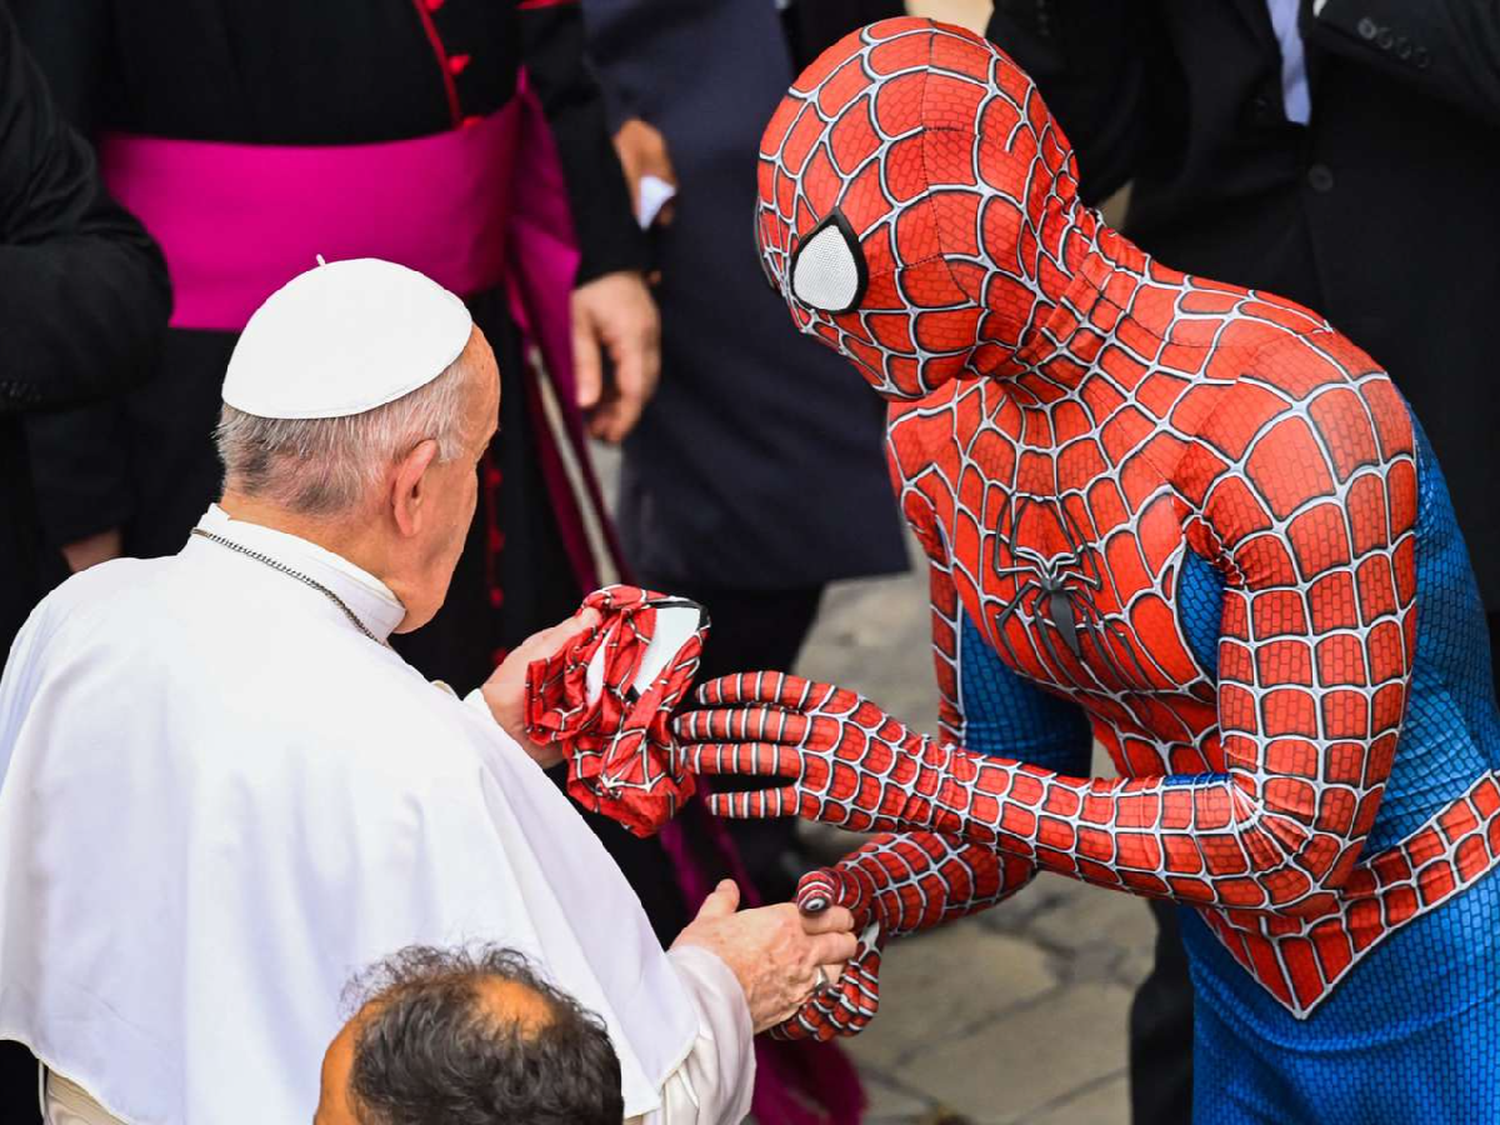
637,945,755,1124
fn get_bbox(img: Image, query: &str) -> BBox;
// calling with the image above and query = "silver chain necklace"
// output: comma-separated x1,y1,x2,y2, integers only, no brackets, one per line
190,528,388,646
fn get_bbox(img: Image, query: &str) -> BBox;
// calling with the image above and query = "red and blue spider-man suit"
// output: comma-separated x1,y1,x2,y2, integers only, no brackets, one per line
673,18,1500,1122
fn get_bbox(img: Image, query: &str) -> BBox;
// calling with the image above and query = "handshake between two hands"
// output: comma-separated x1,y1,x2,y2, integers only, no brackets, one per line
670,877,863,1036
478,609,922,1039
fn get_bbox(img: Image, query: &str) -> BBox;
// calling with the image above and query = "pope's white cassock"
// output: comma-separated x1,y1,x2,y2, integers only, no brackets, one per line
0,260,754,1125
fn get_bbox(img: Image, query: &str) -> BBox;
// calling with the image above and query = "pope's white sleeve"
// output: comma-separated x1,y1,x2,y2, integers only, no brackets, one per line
460,689,536,761
628,945,755,1125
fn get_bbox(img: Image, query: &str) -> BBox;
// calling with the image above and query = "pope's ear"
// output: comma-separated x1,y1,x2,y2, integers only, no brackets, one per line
390,438,441,537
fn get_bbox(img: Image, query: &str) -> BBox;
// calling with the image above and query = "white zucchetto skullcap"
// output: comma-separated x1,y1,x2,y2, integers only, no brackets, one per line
222,257,473,420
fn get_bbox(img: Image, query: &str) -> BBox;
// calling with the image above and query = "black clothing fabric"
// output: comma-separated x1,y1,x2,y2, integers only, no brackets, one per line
683,584,826,682
0,8,168,1118
9,0,642,585
0,1042,38,1125
1492,612,1500,698
0,4,168,660
1130,900,1196,1125
7,0,640,288
986,0,1500,611
783,0,905,70
583,0,908,592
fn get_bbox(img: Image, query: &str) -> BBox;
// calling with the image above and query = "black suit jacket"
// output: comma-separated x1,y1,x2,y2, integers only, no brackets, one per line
0,6,168,661
987,0,1500,608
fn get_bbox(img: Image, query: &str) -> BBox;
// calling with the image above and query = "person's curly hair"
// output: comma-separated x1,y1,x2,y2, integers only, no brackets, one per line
344,945,624,1125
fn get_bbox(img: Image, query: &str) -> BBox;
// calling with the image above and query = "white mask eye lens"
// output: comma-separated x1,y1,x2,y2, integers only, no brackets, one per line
790,210,867,314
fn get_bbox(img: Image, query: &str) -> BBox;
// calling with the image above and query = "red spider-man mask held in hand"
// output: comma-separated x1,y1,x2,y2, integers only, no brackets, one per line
525,585,708,837
755,15,1096,400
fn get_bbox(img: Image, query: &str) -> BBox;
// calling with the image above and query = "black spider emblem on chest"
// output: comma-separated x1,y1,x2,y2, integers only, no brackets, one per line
987,496,1149,689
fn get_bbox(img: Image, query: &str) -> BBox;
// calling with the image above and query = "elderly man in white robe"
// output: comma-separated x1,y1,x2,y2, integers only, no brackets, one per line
0,258,856,1125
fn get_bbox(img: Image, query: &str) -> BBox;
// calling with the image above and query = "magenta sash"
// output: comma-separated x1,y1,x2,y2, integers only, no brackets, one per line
99,103,522,331
98,88,628,596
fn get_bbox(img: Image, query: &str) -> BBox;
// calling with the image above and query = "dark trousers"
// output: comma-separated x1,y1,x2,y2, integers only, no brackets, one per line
1130,899,1196,1125
1129,608,1500,1125
0,1042,37,1125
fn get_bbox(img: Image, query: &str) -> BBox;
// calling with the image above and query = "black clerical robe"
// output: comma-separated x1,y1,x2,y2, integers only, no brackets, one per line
0,6,168,660
7,0,644,686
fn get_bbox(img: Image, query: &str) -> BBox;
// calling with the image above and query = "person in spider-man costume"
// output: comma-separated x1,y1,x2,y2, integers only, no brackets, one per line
671,17,1500,1124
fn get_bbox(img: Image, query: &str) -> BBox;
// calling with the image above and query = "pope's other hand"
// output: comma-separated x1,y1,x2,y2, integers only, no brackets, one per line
672,879,856,1033
481,608,600,767
571,270,660,444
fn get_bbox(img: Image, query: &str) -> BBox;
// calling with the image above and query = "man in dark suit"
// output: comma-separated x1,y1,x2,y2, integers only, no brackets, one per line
582,0,909,899
983,3,1500,1121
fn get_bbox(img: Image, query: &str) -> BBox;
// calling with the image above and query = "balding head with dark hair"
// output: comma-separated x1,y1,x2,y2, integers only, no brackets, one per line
314,945,625,1125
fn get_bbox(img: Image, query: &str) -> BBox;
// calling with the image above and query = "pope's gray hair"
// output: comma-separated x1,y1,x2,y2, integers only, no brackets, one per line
215,349,474,517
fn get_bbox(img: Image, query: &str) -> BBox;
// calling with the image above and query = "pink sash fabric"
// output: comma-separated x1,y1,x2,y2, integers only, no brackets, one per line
98,90,623,595
99,103,522,331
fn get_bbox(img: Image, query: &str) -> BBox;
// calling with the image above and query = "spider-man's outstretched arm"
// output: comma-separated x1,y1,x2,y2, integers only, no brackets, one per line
679,360,1420,918
775,540,1088,1039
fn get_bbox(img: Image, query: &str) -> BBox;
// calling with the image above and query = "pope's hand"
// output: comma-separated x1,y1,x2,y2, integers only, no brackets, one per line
570,271,660,444
672,672,958,834
481,609,601,767
672,879,857,1034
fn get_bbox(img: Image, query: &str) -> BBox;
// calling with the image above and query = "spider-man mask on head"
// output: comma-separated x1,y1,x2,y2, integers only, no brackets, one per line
754,17,1094,401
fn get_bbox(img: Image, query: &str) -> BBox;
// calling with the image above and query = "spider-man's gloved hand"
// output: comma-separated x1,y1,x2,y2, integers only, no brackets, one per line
672,672,976,835
774,869,884,1041
774,832,1021,1040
